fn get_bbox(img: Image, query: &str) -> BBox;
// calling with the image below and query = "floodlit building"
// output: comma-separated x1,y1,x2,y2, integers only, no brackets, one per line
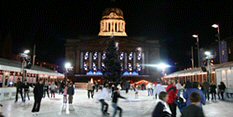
65,8,160,82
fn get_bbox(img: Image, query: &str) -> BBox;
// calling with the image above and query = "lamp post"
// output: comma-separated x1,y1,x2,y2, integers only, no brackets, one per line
212,24,221,64
192,34,200,67
205,51,213,83
20,49,30,82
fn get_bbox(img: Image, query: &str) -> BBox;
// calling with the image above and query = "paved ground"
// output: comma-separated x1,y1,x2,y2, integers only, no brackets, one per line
1,89,233,117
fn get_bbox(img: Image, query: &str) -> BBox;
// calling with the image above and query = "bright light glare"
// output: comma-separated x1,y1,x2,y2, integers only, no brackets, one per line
192,34,198,38
204,51,211,56
64,62,72,69
156,63,171,70
144,63,170,70
212,24,219,28
24,50,30,54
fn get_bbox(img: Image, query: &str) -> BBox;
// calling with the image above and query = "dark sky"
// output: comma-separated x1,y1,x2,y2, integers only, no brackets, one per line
1,0,233,72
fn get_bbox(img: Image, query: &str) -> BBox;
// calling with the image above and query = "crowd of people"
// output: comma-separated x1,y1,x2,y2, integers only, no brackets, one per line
151,80,227,117
0,77,229,117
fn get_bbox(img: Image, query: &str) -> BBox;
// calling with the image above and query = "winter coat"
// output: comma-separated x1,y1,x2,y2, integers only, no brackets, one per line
33,83,44,99
87,83,93,90
67,85,75,95
181,104,205,117
166,85,178,104
152,99,172,117
98,88,110,100
183,88,206,107
112,91,126,103
210,84,217,93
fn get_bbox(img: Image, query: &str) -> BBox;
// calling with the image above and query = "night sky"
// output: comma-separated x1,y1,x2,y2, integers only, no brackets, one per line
1,0,233,73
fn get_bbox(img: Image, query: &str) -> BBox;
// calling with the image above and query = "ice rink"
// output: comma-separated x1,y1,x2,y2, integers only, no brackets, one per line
1,89,233,117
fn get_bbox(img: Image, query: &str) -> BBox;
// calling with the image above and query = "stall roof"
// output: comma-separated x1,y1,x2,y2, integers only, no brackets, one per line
0,58,64,77
163,63,230,79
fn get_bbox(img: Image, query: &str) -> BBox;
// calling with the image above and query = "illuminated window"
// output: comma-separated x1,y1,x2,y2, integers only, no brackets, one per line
84,62,88,71
93,52,98,60
93,63,97,71
102,52,106,60
84,52,89,60
128,63,132,71
137,53,142,60
120,52,124,60
129,52,133,60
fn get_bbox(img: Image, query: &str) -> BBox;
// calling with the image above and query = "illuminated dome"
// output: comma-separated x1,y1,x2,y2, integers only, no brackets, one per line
102,8,124,19
98,8,127,37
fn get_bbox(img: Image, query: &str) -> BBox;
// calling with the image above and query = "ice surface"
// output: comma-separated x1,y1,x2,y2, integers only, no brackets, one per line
1,89,233,117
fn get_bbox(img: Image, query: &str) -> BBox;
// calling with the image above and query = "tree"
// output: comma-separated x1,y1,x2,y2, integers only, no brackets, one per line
103,39,122,85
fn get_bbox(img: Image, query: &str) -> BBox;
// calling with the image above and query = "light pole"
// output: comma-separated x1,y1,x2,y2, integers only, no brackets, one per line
192,34,200,67
205,51,213,84
212,24,221,64
20,49,30,82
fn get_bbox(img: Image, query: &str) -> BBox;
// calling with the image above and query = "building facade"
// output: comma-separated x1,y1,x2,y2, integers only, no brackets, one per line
65,8,160,82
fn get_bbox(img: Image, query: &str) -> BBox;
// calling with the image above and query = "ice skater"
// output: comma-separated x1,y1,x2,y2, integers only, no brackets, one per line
15,78,24,103
23,79,30,101
32,79,44,115
67,81,75,111
98,85,110,116
112,87,127,117
62,83,68,111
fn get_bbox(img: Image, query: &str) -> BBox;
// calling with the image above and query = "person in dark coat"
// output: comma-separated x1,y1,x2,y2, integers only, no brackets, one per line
112,88,127,117
152,91,172,117
219,82,226,100
15,78,24,103
209,81,217,101
32,79,44,113
23,80,30,101
67,82,75,104
181,92,205,117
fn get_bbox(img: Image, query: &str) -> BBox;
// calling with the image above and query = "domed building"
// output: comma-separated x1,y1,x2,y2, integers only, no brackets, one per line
99,8,127,37
65,8,160,83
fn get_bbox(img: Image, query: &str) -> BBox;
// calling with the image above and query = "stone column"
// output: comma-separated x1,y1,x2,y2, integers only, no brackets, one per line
89,52,92,69
133,52,136,70
142,52,145,69
113,21,115,32
106,21,109,32
124,53,127,69
117,22,119,32
98,52,101,69
80,52,83,69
